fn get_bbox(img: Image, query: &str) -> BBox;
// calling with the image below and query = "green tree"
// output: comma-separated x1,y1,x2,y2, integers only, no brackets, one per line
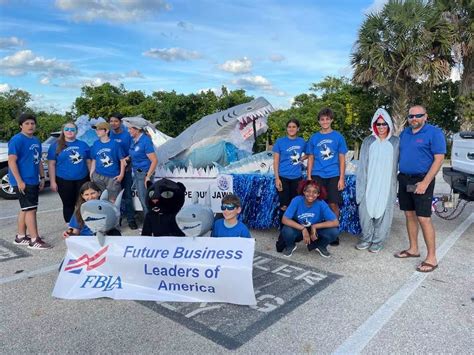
351,0,455,134
74,83,127,118
435,0,473,130
0,89,32,140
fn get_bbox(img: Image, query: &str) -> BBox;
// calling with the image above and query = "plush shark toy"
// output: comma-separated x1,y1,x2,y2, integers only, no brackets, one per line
175,191,215,237
81,190,123,246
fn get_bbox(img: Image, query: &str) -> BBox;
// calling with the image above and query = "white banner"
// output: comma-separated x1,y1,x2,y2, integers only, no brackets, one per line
133,174,233,213
52,236,256,305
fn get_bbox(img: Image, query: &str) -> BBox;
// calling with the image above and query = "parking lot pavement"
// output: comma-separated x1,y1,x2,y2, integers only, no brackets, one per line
0,184,473,353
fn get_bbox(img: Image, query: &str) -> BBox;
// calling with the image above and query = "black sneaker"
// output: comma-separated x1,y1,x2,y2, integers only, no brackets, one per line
330,237,340,246
283,245,297,257
14,235,31,246
128,221,138,230
315,246,331,258
28,237,52,250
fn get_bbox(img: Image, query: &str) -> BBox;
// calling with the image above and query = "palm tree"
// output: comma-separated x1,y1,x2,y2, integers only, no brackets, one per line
351,0,455,134
435,0,473,130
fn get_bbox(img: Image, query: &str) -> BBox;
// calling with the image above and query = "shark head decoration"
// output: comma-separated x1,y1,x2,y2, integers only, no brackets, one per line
80,190,123,246
175,190,215,237
156,97,274,166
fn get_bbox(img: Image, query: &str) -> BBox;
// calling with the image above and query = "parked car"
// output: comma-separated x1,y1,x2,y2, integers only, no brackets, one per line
442,131,474,201
0,132,60,199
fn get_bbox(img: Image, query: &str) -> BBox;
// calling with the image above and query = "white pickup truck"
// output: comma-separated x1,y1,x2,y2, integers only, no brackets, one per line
442,131,474,201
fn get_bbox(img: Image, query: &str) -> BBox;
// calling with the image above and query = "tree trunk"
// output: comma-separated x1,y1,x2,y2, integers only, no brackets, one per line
391,89,409,136
459,52,474,131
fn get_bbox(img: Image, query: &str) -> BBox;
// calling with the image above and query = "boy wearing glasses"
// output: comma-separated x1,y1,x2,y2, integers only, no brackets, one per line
211,194,251,238
395,105,446,273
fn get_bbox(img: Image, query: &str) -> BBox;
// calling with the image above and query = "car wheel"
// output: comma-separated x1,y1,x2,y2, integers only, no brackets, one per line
0,166,19,199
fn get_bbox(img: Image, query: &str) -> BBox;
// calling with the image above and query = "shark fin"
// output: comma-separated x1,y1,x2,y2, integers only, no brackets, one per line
192,191,199,204
100,190,109,201
115,189,124,210
97,232,106,247
204,185,212,207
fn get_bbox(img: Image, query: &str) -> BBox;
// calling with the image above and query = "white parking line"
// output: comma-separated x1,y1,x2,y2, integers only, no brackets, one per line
333,212,474,355
0,263,60,285
0,208,62,220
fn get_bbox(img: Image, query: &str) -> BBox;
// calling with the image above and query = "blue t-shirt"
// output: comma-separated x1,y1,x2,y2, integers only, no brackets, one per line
129,134,155,172
284,195,336,226
399,123,446,175
91,139,125,177
47,139,90,180
272,136,306,179
109,127,132,158
69,214,94,236
8,133,42,186
307,131,348,178
211,219,251,238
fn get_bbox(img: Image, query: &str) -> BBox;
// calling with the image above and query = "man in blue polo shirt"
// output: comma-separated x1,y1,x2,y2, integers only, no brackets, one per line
395,105,446,273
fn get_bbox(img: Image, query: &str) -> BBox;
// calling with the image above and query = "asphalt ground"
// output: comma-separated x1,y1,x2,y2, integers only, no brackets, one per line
1,171,473,354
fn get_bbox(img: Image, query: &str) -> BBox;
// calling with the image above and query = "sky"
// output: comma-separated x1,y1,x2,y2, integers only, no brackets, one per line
0,0,387,114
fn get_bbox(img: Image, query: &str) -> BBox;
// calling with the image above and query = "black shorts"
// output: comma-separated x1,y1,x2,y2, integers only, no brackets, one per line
14,184,39,211
311,175,342,205
278,177,301,208
398,173,435,217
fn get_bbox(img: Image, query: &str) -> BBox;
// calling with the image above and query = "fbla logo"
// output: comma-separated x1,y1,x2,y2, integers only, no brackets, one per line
64,245,109,274
80,275,123,291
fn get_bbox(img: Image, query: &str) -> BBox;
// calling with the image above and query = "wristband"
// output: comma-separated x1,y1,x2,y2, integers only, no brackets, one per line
40,176,45,179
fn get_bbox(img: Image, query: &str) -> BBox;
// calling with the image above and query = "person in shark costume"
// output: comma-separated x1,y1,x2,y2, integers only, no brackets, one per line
156,97,274,168
355,108,399,253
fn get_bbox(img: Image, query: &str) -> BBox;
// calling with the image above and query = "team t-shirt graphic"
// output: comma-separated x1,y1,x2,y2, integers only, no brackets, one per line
32,147,40,164
289,148,303,165
319,142,334,160
68,149,83,164
99,151,113,167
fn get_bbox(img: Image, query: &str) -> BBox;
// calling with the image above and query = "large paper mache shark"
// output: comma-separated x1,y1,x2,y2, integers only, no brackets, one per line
156,97,274,167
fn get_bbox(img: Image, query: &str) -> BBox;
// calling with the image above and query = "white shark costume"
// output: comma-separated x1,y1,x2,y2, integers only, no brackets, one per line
356,108,399,247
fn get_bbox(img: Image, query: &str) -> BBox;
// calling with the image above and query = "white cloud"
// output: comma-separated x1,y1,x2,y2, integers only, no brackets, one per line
0,50,76,78
56,70,145,89
219,57,252,74
198,87,222,96
0,83,11,93
232,75,287,97
269,54,285,62
143,47,202,61
0,36,24,49
233,75,272,90
55,0,171,22
364,0,388,14
39,77,50,85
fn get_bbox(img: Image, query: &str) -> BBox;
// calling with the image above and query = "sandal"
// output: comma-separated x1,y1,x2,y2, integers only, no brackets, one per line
416,262,438,273
394,250,420,258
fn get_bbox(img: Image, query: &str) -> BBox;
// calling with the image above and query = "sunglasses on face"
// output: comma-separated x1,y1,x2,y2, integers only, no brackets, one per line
64,127,76,132
407,113,425,119
376,122,388,127
221,204,237,211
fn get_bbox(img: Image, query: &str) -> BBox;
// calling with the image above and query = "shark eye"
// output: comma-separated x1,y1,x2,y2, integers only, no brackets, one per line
98,206,102,210
192,214,196,218
161,191,174,199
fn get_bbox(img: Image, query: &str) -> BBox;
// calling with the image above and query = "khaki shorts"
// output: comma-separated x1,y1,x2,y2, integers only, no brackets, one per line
91,172,122,201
